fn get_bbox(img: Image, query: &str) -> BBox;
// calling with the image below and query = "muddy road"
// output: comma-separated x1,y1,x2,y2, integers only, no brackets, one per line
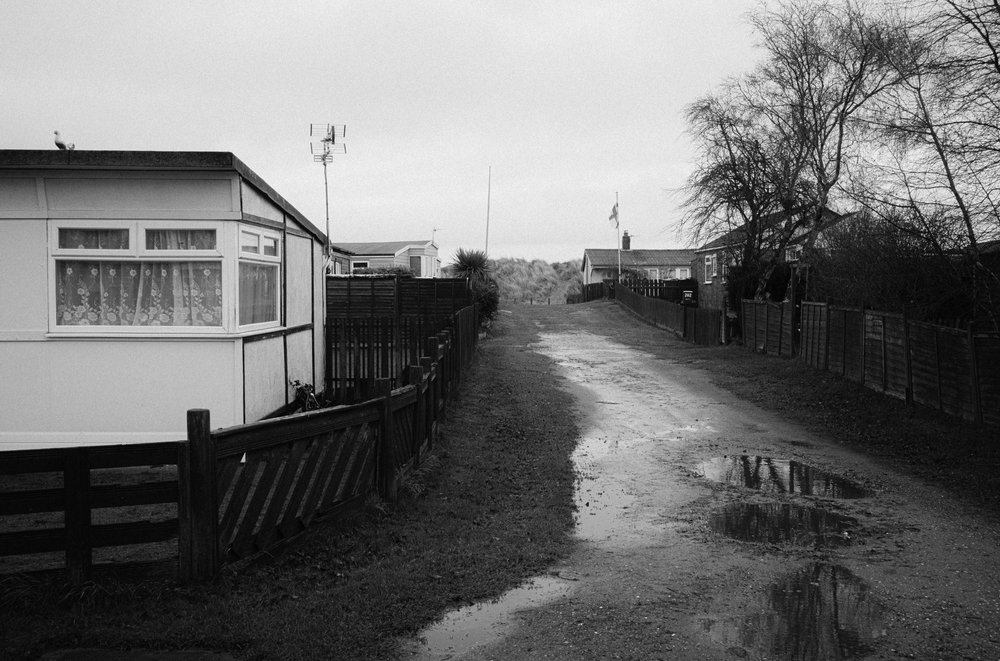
405,302,1000,660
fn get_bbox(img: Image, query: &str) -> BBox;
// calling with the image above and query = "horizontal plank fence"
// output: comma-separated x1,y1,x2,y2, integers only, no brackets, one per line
326,275,471,319
753,300,1000,426
616,282,722,346
0,442,181,583
2,305,479,584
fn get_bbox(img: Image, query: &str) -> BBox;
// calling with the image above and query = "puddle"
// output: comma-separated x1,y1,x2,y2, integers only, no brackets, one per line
400,575,571,659
709,503,856,547
702,563,885,660
696,456,868,499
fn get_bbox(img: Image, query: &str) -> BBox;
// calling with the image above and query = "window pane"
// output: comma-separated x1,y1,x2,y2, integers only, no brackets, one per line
241,231,260,254
58,229,129,250
146,229,216,250
239,262,278,325
56,260,222,326
262,236,279,257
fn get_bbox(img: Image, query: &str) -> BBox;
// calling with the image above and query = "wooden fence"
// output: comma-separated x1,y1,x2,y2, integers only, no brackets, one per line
619,277,698,303
1,306,479,583
326,275,471,319
0,442,180,583
616,282,722,346
749,300,1000,426
741,300,796,357
569,282,608,303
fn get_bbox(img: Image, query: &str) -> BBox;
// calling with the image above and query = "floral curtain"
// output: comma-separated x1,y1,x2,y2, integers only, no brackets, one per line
57,261,222,326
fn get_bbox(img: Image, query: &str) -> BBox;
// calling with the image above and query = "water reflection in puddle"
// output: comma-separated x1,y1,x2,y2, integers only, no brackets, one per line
702,563,885,660
696,456,868,499
402,575,571,660
710,503,856,547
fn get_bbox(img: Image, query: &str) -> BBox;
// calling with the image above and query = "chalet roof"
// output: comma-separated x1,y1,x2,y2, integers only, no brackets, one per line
335,240,434,255
583,248,697,269
0,149,327,245
694,207,844,253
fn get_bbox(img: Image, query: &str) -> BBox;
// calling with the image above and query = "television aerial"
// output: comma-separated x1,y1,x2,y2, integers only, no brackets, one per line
309,123,347,253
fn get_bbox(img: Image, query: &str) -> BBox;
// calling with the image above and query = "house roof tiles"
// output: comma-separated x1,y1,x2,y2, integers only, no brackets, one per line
583,248,696,269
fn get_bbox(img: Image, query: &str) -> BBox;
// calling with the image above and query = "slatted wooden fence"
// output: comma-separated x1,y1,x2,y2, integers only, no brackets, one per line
2,305,479,583
793,301,998,425
741,300,796,357
0,442,180,583
616,282,722,346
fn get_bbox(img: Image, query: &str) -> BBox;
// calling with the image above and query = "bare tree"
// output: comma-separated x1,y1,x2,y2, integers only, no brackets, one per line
748,0,907,241
845,0,1000,327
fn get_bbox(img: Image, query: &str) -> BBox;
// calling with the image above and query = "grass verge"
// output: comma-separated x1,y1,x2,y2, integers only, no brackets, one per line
0,311,580,660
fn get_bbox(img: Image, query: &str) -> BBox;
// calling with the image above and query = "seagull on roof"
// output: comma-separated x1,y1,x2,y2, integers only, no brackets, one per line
54,130,75,150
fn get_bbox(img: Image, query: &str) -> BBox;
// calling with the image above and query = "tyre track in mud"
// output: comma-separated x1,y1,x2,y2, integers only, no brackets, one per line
406,302,1000,661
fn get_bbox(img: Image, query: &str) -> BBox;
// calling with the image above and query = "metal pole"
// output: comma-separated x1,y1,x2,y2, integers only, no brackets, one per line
323,159,330,255
485,166,492,254
616,191,621,279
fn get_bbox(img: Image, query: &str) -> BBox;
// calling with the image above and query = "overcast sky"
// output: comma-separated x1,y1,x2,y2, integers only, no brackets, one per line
4,1,764,264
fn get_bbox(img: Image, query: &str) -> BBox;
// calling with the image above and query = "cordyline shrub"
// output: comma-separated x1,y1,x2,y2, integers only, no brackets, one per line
450,248,499,324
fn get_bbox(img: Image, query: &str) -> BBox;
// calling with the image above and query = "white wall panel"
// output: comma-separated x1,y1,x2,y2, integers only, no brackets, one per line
0,339,239,449
243,336,285,422
285,235,312,327
0,220,48,335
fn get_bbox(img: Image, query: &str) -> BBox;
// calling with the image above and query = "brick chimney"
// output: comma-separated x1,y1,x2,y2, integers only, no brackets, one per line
622,230,631,250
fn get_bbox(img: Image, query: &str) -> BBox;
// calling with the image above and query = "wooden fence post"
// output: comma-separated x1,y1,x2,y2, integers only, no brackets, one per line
376,378,397,502
409,365,426,459
179,409,218,582
968,323,983,424
903,307,913,405
64,447,91,585
420,356,435,442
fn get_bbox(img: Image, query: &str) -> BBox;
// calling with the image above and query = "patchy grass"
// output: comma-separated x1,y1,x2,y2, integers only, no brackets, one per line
0,311,580,660
4,300,997,659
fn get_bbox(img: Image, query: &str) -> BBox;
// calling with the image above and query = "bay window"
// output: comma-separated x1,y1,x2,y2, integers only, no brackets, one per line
49,220,283,334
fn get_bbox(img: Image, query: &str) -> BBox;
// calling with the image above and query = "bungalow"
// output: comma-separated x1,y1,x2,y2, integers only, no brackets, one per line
692,208,846,310
335,240,441,277
582,230,695,285
0,150,327,449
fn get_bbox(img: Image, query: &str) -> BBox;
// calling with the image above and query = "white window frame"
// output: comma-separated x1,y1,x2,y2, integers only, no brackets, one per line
237,225,282,332
704,255,714,283
351,260,369,271
676,267,690,280
48,219,228,335
785,245,803,262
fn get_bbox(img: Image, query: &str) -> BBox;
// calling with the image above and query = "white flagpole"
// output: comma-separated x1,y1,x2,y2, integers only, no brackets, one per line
616,192,621,279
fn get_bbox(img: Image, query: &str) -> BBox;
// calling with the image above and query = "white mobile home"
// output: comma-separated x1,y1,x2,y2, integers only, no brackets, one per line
0,150,326,449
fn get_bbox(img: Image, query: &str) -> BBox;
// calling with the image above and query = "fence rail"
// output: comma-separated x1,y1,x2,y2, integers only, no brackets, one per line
0,442,180,583
2,305,479,584
616,282,722,346
747,299,999,426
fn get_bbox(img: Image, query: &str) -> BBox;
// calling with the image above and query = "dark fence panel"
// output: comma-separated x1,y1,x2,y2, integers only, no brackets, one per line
617,282,720,346
795,304,998,425
741,300,794,356
976,334,1000,426
326,275,471,319
800,302,828,370
0,442,181,583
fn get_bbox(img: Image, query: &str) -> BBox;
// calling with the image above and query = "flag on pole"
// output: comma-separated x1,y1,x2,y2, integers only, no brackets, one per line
609,203,619,228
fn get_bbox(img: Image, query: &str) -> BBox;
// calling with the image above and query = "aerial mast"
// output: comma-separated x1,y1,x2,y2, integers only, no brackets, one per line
309,123,347,257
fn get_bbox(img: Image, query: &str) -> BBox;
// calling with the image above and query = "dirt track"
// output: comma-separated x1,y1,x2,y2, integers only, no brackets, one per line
405,301,1000,660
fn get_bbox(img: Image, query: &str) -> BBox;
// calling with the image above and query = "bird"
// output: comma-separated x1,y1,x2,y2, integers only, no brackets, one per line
54,130,75,150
